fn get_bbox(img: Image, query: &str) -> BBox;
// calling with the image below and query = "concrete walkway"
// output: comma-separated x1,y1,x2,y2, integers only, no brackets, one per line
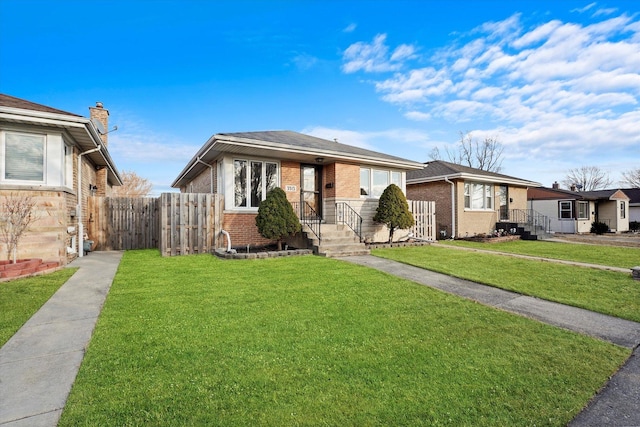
341,255,640,427
0,251,123,427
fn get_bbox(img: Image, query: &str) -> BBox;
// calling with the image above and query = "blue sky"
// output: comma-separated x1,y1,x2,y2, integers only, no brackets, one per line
1,0,638,195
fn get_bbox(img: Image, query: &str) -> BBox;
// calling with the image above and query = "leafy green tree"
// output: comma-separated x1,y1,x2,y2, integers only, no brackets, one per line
255,187,301,250
373,184,414,243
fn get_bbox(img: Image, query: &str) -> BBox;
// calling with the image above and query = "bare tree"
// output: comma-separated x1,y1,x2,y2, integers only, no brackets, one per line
620,168,640,188
561,166,613,191
430,132,504,172
111,170,153,197
0,194,39,263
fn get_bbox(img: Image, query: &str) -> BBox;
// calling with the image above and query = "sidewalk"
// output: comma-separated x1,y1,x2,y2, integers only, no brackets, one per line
341,255,640,427
0,251,123,427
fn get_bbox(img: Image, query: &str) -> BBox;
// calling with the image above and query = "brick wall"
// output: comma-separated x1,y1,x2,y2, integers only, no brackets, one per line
281,160,300,204
333,163,360,198
222,212,273,248
0,190,72,264
188,164,216,193
407,181,454,238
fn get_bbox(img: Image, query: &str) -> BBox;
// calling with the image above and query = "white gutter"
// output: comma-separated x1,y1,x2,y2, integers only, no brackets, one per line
196,158,214,193
444,177,456,238
77,145,102,257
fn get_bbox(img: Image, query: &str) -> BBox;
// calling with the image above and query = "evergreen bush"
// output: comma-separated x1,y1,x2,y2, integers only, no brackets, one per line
373,184,415,243
590,221,609,234
255,187,301,250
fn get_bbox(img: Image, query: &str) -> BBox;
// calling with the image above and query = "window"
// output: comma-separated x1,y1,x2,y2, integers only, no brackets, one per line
578,201,589,219
64,144,74,188
464,182,493,210
360,168,370,196
559,201,573,219
360,168,404,198
4,132,45,182
620,201,626,219
234,159,278,208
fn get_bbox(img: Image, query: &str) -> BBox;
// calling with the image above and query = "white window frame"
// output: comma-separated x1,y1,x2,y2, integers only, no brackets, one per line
620,201,626,219
464,182,493,210
1,130,46,184
577,201,589,220
360,167,405,198
232,157,279,209
559,201,573,219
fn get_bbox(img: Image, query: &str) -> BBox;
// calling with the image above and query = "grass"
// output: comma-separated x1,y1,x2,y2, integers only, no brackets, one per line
373,245,640,322
438,239,640,269
60,250,629,426
0,268,77,346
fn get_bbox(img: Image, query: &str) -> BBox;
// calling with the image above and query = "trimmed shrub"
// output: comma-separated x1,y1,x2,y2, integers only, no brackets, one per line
373,184,415,243
590,221,609,235
255,188,301,250
630,221,639,232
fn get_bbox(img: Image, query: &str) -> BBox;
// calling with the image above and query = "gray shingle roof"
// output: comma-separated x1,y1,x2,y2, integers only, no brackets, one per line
218,131,420,164
407,160,540,186
0,93,81,117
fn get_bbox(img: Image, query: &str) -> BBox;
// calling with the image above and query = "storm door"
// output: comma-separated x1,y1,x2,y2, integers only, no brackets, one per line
499,185,509,221
301,165,322,218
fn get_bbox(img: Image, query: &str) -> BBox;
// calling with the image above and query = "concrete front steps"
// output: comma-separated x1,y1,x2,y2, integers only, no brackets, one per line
302,223,370,257
496,222,552,241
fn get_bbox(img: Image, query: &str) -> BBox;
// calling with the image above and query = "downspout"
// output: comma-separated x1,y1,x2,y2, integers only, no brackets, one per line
77,145,102,257
444,177,456,238
196,158,214,193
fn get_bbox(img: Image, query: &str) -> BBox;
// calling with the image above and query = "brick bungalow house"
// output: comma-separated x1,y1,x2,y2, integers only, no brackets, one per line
171,131,425,254
0,94,122,265
407,160,541,239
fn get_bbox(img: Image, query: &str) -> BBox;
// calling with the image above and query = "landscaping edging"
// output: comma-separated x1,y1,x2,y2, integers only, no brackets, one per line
366,241,433,249
459,235,521,244
0,258,62,282
213,248,313,260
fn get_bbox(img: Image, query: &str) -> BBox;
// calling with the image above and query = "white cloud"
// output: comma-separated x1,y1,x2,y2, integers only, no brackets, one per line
343,23,357,33
572,3,597,14
342,33,417,73
301,126,432,157
341,10,640,169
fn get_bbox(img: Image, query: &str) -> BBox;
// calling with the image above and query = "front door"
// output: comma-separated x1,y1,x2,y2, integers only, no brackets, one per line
301,165,322,218
499,185,509,221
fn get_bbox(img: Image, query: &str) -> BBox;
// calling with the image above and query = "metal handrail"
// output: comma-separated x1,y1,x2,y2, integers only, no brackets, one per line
291,201,322,243
336,202,363,242
508,209,551,233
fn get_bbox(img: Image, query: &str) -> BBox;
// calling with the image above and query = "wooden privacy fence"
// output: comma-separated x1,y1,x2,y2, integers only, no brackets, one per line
159,193,223,257
408,200,436,241
88,197,159,250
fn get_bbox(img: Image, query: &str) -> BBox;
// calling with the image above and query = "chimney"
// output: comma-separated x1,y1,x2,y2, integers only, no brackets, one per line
552,181,559,190
570,184,577,192
89,101,109,147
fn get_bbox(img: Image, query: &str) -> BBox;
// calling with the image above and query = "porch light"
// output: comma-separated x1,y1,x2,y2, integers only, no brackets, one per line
315,157,324,163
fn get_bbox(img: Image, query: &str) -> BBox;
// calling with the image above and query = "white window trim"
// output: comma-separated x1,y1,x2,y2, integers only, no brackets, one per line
1,130,47,185
360,167,405,198
577,201,589,220
464,182,494,211
225,156,280,211
559,200,573,220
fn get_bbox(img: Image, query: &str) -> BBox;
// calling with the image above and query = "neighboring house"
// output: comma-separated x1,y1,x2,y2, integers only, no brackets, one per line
621,188,640,223
527,184,630,233
406,160,541,239
171,131,424,250
0,94,122,264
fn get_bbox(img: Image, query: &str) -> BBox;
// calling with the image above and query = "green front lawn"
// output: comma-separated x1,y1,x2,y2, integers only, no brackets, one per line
438,239,640,269
0,268,77,346
60,250,628,426
373,245,640,322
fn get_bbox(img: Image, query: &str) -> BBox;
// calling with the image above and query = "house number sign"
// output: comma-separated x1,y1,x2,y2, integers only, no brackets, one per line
285,185,297,192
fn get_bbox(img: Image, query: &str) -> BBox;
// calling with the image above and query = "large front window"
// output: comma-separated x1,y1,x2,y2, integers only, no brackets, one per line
360,168,404,198
464,182,493,210
234,159,278,208
3,132,45,182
